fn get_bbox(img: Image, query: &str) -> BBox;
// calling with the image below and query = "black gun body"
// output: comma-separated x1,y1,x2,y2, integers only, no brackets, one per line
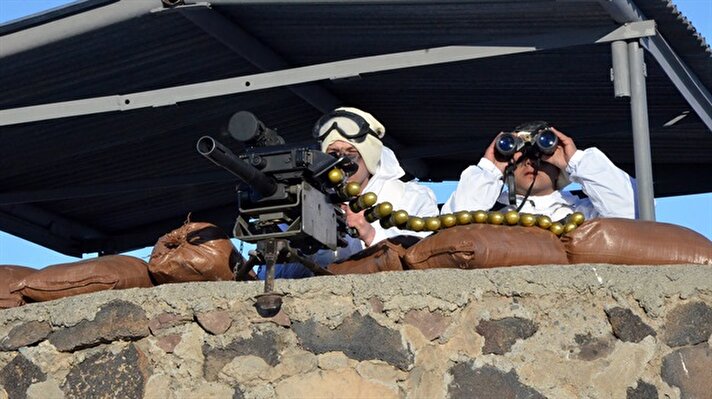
197,116,353,254
197,111,355,316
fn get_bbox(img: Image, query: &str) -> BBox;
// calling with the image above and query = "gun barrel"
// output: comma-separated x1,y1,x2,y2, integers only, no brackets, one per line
197,136,278,198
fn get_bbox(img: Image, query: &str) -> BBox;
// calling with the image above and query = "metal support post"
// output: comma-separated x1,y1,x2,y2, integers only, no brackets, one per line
627,41,655,220
610,41,630,98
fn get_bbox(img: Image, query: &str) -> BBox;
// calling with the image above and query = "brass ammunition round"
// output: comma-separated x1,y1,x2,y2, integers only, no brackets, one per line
563,222,577,234
455,211,473,225
381,210,409,229
536,215,552,229
341,182,361,198
519,213,536,227
425,217,441,231
392,210,409,226
328,168,344,184
472,210,488,223
407,217,425,232
349,192,378,213
504,210,520,225
568,212,585,226
365,202,393,223
549,222,564,236
378,202,393,217
440,214,457,228
488,211,504,225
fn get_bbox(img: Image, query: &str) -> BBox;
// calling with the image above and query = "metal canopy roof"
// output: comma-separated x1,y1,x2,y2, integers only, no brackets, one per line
1,0,710,256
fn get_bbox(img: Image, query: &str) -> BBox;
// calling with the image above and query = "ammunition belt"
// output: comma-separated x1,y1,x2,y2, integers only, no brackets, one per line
329,167,585,237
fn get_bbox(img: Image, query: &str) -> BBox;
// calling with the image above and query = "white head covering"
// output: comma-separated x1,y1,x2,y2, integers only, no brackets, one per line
317,107,385,175
363,145,405,194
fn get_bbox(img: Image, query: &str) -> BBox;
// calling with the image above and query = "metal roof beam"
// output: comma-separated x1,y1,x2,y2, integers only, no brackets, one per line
0,0,156,58
174,4,340,112
176,5,432,177
0,20,656,126
398,115,679,160
0,204,107,257
0,211,84,258
0,172,238,206
206,0,534,3
642,35,712,131
172,4,430,177
599,0,712,132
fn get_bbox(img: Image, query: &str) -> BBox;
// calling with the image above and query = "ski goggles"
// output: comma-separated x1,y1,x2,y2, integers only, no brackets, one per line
313,110,383,143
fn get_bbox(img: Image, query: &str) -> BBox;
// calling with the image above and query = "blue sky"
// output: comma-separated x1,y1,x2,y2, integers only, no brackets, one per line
1,0,711,268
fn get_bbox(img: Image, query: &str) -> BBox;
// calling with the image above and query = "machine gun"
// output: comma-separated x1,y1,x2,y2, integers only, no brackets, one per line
197,111,360,317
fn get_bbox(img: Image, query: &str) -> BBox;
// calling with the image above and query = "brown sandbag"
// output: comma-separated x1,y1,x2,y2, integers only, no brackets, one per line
1,265,36,309
562,218,712,265
10,255,153,302
328,236,421,275
404,224,569,270
149,222,241,283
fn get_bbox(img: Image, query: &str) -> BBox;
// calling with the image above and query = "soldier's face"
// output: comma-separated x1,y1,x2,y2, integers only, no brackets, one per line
512,153,558,196
326,141,370,188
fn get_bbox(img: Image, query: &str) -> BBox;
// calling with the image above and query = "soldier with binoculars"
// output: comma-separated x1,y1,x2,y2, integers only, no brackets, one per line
441,121,636,221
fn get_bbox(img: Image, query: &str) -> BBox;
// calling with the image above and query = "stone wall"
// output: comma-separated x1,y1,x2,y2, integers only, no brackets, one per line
1,265,711,399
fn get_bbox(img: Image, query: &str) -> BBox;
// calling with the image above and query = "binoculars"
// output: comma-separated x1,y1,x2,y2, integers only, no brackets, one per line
495,127,558,158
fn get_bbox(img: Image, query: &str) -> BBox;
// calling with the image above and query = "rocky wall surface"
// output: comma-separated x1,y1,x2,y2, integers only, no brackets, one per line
1,265,711,399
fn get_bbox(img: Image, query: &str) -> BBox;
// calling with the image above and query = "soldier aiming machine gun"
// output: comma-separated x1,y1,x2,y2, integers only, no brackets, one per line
197,111,361,317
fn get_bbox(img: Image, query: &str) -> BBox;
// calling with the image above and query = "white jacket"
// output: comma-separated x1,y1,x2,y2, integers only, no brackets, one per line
332,146,439,260
441,148,636,221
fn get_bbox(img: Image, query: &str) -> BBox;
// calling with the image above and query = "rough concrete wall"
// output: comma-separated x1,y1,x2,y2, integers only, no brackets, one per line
1,265,711,399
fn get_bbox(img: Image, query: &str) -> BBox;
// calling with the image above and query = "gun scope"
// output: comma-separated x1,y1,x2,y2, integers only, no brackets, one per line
228,111,285,147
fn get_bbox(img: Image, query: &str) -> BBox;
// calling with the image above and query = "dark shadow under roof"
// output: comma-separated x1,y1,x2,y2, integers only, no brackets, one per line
1,0,710,256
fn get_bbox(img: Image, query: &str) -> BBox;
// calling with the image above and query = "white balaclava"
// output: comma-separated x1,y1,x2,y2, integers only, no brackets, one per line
316,107,385,175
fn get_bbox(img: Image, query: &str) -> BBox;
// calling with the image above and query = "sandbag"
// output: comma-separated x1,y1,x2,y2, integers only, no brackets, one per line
0,265,36,309
404,224,569,270
328,236,421,275
10,255,153,302
149,222,241,283
562,218,712,265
